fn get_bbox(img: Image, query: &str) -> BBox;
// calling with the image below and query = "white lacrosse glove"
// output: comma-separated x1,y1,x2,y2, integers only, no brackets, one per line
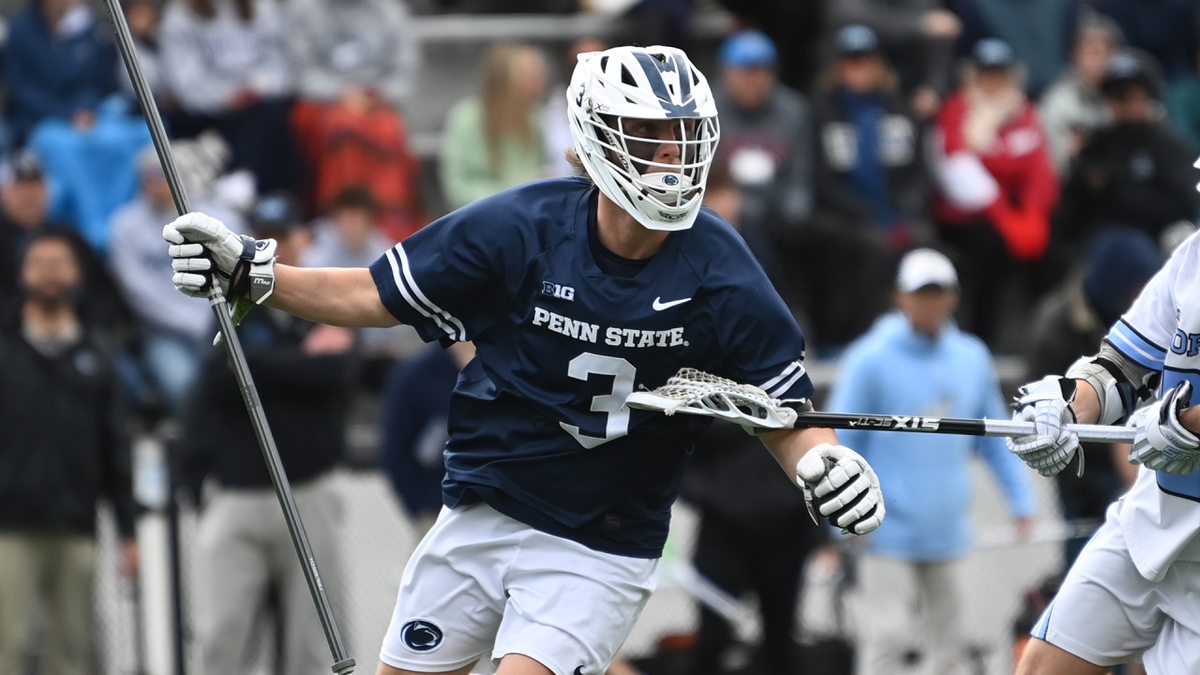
796,444,885,535
1008,376,1081,477
1128,381,1200,476
163,212,277,305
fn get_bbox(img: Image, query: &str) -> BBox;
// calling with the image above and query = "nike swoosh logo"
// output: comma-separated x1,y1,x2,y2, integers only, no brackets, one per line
652,296,691,311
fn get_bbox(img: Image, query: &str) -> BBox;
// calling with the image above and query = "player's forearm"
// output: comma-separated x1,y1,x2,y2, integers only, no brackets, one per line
268,265,400,328
761,425,840,485
1069,379,1101,424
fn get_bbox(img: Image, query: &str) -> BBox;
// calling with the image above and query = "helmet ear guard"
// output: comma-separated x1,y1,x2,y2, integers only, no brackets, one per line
567,46,720,231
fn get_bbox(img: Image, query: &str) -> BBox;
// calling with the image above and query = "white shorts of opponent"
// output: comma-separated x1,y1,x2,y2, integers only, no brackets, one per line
1032,506,1200,674
380,502,658,675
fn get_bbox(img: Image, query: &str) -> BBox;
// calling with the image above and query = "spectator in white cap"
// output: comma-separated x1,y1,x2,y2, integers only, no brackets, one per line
828,246,1036,675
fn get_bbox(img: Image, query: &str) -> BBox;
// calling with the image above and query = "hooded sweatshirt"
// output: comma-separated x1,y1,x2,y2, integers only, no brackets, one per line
828,312,1036,560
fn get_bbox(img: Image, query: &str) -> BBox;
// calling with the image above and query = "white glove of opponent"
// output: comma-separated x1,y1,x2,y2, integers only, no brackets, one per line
796,444,885,535
163,212,277,305
1128,381,1200,476
1008,376,1081,477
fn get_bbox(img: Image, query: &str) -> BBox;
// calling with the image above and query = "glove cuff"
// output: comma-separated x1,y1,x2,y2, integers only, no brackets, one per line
247,258,276,304
227,238,278,305
1017,375,1077,406
1162,383,1200,449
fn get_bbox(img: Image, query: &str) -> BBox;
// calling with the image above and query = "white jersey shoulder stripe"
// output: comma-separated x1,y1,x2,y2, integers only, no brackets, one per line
760,360,807,398
766,366,808,399
759,360,801,392
1107,320,1166,369
386,246,467,341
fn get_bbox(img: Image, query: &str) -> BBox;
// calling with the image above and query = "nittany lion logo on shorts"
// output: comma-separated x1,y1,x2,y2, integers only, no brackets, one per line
400,619,444,652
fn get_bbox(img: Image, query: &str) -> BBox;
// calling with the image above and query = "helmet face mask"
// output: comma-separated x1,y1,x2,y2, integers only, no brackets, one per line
568,46,720,231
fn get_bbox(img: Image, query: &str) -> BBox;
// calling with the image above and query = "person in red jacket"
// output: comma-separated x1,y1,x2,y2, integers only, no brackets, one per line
931,38,1060,346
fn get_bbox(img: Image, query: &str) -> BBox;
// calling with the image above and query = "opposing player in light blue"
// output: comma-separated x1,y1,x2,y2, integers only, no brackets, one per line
1009,177,1200,671
162,46,885,675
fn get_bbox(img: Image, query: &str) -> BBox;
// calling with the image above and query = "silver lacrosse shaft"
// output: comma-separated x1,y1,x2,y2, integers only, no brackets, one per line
789,410,1137,444
981,418,1136,443
101,2,355,672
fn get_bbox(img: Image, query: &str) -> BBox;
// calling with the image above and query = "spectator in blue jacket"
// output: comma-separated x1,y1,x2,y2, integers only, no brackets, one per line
828,248,1036,675
4,0,118,147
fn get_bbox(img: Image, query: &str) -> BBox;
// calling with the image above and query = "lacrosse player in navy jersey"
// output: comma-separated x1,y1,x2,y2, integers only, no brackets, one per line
162,45,885,675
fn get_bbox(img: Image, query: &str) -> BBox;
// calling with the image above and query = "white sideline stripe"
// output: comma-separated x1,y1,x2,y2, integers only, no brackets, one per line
385,248,465,341
765,365,806,398
759,361,801,393
1109,324,1164,366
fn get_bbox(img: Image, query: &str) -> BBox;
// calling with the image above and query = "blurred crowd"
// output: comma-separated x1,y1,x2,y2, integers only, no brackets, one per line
1,0,1197,673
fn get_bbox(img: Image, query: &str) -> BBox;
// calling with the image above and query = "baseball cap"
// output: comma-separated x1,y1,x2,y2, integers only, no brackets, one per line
1100,51,1160,99
834,24,879,57
249,192,302,234
0,149,44,187
972,38,1016,69
896,248,958,292
718,29,778,68
1083,228,1162,324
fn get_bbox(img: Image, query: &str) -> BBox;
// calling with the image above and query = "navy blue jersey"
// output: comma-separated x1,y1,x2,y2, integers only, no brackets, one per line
369,177,813,557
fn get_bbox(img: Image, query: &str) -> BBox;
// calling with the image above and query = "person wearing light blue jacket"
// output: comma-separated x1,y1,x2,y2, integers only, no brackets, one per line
828,248,1036,675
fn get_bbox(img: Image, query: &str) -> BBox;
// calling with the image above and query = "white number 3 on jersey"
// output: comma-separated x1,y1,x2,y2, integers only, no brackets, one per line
560,352,636,448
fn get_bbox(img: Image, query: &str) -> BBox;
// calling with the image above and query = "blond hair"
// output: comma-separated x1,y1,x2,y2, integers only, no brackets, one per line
481,43,543,174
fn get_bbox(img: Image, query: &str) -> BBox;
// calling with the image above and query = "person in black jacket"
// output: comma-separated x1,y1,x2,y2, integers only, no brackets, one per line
0,229,137,675
1056,51,1200,254
176,193,357,675
0,150,135,352
805,25,930,352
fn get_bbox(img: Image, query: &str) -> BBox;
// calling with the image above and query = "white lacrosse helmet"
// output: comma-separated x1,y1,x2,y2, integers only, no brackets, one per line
567,45,720,231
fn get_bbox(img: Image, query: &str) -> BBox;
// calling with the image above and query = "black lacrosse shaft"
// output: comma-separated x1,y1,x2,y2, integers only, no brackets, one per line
101,3,355,673
791,411,987,435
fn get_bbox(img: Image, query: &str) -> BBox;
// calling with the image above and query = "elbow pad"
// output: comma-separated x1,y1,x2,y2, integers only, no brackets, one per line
1065,341,1161,425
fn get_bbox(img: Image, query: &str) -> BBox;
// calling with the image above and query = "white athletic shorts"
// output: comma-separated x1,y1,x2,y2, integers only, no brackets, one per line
1032,510,1200,674
379,502,658,675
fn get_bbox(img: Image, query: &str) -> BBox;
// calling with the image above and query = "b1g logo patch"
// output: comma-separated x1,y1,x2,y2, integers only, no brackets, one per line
542,281,575,301
400,619,444,652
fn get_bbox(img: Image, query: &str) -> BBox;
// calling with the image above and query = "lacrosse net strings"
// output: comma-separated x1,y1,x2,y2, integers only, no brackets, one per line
626,367,804,429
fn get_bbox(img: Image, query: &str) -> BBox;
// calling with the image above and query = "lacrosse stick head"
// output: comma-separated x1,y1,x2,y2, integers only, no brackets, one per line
625,368,799,431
